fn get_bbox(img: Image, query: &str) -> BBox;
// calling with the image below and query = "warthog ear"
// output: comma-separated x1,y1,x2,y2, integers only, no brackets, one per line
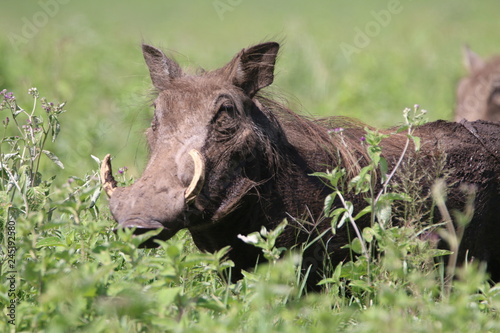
142,44,183,90
224,42,280,97
463,45,485,73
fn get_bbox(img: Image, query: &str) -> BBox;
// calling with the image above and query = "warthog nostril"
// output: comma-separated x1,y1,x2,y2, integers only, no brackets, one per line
113,219,180,248
117,218,164,229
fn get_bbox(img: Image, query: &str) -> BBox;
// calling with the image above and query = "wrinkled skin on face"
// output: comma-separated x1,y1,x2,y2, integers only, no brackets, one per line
455,46,500,122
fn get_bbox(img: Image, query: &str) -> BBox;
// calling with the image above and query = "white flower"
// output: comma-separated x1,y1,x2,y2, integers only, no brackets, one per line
237,233,259,245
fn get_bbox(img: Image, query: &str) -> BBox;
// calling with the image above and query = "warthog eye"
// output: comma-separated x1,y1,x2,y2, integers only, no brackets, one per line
213,100,238,136
219,101,235,114
151,113,158,131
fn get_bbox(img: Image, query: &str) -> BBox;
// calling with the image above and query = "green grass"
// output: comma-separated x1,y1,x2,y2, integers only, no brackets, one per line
1,1,500,332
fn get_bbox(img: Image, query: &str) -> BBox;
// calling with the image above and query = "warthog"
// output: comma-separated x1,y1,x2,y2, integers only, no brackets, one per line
102,42,500,287
455,46,500,122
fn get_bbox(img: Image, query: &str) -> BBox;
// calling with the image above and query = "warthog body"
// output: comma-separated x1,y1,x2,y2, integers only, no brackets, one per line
104,42,500,287
455,46,500,122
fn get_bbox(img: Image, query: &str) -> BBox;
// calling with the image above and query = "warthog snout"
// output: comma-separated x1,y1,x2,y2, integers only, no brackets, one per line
100,150,205,244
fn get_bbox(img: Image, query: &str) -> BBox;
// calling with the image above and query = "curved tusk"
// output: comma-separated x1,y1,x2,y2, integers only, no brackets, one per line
100,154,118,197
184,149,205,204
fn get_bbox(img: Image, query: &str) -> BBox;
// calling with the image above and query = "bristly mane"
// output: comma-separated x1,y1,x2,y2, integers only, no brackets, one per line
255,94,370,177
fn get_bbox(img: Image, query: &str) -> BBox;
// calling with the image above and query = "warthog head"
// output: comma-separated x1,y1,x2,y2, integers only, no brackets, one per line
455,46,500,122
101,42,281,244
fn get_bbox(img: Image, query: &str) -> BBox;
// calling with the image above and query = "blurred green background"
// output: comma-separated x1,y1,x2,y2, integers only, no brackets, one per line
1,0,499,182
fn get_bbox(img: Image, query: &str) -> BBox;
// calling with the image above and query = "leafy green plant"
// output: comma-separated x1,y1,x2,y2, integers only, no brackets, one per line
0,88,65,215
238,219,288,263
310,106,473,304
1,92,499,332
0,87,67,266
310,106,423,290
